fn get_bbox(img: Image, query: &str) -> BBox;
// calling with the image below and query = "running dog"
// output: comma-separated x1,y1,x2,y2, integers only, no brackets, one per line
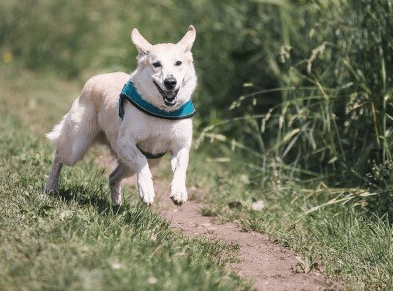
44,25,197,206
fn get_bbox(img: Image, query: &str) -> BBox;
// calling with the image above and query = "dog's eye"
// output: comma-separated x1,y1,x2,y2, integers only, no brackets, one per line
152,62,162,68
175,61,182,66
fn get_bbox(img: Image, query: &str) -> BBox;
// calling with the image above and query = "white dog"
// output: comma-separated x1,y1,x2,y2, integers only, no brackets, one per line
44,25,197,206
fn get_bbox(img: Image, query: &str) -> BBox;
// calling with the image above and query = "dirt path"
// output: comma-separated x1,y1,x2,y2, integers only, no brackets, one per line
102,157,341,290
158,185,344,290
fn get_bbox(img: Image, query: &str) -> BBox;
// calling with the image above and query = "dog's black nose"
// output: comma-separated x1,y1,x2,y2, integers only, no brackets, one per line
164,77,177,90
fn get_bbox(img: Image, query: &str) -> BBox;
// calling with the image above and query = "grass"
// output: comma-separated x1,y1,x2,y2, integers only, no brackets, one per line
2,1,392,290
1,65,393,290
189,2,393,288
0,68,251,290
192,157,393,290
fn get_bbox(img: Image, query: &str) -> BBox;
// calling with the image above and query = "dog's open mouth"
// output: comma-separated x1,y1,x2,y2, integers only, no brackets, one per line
153,80,179,107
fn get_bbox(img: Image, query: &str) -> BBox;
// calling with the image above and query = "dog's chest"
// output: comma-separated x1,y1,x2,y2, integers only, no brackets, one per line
130,115,192,154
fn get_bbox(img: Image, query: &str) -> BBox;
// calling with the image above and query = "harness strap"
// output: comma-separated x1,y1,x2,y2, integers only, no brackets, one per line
119,80,196,120
136,144,166,160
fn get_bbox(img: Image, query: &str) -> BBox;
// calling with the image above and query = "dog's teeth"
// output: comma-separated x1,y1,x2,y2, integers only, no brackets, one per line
154,81,180,107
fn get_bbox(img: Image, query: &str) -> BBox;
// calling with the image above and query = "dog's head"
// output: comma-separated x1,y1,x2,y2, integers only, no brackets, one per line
131,26,197,111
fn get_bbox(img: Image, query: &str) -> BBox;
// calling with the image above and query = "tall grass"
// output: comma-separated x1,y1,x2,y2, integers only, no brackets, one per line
198,0,393,216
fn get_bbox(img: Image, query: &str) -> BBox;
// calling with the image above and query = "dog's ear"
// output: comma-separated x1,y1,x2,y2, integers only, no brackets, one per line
177,25,196,52
131,28,153,54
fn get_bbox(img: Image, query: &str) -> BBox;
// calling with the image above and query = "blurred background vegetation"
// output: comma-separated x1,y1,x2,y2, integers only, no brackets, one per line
1,0,392,215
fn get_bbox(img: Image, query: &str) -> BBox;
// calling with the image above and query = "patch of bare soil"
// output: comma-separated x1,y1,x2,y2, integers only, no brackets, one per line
101,157,342,291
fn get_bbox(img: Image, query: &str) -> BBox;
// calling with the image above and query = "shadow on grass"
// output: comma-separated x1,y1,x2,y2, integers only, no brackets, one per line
46,184,171,230
48,186,127,216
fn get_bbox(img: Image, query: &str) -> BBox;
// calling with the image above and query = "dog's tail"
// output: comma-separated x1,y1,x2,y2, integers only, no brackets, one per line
46,114,67,144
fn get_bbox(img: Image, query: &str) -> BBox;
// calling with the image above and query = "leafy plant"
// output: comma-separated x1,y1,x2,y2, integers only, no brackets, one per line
197,0,393,213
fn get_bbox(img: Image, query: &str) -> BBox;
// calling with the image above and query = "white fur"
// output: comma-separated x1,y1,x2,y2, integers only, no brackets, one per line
44,26,197,206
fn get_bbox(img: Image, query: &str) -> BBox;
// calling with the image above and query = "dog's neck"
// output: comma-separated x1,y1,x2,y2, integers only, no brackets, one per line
119,80,196,120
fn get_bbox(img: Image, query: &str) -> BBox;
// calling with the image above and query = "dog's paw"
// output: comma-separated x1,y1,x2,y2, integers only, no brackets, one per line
137,175,155,206
138,186,155,205
110,187,123,205
170,185,188,206
43,183,58,194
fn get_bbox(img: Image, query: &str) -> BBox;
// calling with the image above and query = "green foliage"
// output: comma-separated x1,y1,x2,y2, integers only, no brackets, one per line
197,0,393,217
365,160,393,216
1,0,101,77
0,0,195,77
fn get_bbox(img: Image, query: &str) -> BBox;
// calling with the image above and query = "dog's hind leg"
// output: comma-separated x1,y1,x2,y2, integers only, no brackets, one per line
109,163,134,205
44,150,63,193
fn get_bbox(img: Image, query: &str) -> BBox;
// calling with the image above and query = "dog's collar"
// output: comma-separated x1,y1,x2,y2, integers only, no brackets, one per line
119,80,196,120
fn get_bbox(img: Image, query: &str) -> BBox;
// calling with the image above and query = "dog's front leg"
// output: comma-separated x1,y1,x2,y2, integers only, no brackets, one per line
116,132,155,205
170,147,190,205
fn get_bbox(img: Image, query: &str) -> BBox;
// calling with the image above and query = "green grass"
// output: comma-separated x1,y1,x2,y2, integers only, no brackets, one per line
192,158,393,290
2,0,393,289
1,65,393,290
0,70,251,290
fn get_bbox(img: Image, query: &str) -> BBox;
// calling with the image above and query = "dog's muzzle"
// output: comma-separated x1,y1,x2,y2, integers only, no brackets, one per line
153,80,179,107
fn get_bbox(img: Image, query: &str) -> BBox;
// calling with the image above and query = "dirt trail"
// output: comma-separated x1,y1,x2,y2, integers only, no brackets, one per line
102,157,341,290
156,185,342,290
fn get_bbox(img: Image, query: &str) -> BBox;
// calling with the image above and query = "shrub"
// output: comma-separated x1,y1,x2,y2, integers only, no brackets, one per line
199,0,393,200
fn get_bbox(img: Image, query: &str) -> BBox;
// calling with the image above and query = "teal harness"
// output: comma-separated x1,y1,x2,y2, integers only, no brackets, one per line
119,80,196,120
119,80,196,159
